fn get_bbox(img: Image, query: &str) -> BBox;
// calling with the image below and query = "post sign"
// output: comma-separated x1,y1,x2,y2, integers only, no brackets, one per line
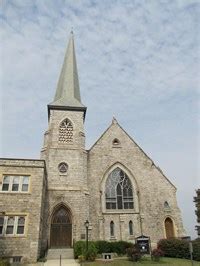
135,235,150,254
189,242,193,254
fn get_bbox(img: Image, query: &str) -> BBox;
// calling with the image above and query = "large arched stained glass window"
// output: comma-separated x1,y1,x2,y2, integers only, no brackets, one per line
105,168,134,210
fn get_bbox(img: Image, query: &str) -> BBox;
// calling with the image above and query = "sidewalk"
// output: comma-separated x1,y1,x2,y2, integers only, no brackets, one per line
44,259,80,266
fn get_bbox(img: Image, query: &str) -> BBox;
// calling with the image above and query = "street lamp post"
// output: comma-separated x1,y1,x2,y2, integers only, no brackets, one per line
84,220,89,259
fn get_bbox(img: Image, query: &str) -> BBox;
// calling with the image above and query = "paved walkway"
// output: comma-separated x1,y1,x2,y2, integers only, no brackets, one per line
44,259,80,266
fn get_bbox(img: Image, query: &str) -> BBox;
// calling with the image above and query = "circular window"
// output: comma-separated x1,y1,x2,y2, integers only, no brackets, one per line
58,162,68,174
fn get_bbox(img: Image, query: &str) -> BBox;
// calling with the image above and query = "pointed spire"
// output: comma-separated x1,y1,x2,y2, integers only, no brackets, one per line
49,32,85,109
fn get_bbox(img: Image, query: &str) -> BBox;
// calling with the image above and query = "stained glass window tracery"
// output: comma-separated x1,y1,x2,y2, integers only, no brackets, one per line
105,168,134,210
52,207,71,224
59,118,73,143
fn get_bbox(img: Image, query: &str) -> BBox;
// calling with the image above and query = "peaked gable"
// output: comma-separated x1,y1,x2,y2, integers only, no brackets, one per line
89,118,176,189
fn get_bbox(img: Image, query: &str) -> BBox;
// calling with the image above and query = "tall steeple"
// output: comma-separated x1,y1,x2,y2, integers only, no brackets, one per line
48,31,86,117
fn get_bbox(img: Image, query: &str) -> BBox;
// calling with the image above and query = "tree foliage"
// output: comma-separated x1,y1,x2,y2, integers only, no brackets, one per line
194,189,200,236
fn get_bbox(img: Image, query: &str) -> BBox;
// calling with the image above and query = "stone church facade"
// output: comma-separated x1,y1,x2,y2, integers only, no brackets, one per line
0,33,185,263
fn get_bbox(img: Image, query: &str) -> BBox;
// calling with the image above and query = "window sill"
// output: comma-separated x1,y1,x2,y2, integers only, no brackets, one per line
102,209,138,214
164,208,171,212
0,235,26,238
0,191,30,194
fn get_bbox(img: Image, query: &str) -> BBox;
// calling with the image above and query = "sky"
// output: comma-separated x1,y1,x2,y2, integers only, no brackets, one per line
0,0,200,239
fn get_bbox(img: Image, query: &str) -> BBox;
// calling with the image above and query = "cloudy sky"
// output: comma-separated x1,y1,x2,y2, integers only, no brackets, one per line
0,0,200,238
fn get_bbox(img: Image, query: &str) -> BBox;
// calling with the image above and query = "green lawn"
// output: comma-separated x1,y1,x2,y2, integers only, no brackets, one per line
82,257,200,266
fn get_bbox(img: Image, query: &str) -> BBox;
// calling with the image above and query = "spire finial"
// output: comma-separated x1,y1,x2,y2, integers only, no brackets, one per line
71,27,73,34
112,116,118,124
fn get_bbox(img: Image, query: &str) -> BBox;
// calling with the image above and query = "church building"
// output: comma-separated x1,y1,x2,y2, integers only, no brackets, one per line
0,32,185,263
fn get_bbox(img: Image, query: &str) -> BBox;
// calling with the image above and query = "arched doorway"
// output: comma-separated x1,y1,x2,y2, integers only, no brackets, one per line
50,206,72,248
165,217,175,238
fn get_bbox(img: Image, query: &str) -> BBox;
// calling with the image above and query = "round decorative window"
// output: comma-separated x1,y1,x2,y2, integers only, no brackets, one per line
58,162,68,174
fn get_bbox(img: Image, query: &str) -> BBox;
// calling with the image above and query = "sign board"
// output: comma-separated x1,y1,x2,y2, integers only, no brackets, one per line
135,235,150,254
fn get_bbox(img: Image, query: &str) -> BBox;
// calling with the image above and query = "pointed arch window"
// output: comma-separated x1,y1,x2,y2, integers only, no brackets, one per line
129,220,133,235
59,118,73,143
110,221,115,237
105,168,134,210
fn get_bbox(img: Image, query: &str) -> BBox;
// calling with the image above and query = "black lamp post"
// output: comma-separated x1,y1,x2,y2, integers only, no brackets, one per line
84,220,89,257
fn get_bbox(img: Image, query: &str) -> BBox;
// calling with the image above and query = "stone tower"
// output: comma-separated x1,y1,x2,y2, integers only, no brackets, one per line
41,32,89,249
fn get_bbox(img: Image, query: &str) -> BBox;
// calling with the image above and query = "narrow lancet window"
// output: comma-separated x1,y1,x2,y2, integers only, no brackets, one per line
110,221,115,237
129,220,133,235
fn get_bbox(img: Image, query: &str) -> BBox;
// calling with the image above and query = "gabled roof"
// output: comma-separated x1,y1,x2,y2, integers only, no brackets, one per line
89,117,176,189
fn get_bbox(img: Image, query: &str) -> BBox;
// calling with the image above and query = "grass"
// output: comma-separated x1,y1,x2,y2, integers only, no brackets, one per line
81,257,200,266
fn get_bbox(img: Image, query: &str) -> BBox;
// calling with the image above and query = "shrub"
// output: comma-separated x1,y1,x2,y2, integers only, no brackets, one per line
74,240,134,258
78,255,85,263
74,241,86,258
126,245,142,262
151,248,164,261
0,259,10,266
157,238,200,261
192,238,200,261
157,238,190,259
109,241,134,255
74,241,97,261
83,242,97,261
95,240,111,253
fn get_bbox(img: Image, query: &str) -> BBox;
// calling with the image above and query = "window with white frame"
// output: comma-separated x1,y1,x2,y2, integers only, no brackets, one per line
105,168,134,210
0,216,26,236
1,176,30,192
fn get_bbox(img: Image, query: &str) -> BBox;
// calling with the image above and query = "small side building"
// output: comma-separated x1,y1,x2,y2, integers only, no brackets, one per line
0,159,46,263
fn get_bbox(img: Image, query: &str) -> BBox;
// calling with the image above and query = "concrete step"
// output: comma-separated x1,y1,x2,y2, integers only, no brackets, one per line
47,248,74,259
44,259,79,266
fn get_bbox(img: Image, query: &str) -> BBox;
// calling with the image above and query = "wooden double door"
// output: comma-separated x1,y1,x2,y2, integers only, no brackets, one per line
50,207,72,248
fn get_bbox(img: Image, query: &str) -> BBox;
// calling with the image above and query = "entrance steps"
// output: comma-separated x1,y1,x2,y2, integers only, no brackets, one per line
47,248,74,259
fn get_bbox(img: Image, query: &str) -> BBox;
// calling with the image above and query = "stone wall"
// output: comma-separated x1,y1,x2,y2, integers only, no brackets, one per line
88,120,185,246
40,109,89,247
0,159,45,263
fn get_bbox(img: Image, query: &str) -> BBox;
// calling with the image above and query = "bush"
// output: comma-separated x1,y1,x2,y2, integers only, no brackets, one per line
104,241,134,255
95,240,111,253
0,259,10,266
109,241,134,255
151,248,164,261
78,255,85,263
157,238,190,259
74,241,86,258
74,240,134,258
192,238,200,261
157,238,200,261
126,245,142,262
83,242,97,261
74,241,97,261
